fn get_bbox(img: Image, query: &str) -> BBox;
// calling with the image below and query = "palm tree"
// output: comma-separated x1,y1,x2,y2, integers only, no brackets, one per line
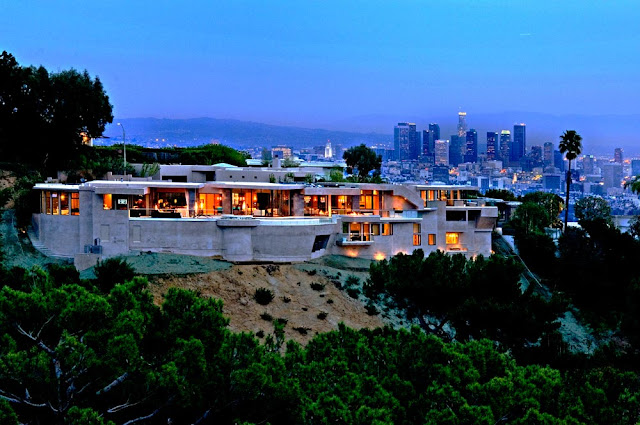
559,130,583,231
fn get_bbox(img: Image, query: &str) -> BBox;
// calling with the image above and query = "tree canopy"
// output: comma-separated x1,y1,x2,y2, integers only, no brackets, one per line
0,51,113,171
343,144,381,179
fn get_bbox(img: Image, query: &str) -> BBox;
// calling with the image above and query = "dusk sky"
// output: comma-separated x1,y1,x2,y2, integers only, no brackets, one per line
3,1,639,131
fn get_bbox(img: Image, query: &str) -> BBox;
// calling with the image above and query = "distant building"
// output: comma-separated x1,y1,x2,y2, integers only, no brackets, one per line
631,159,640,177
554,150,565,172
486,132,498,161
530,145,543,168
431,165,450,184
499,130,511,164
422,123,440,158
614,148,623,164
272,145,292,159
434,139,450,166
324,140,333,159
457,112,467,137
449,135,466,167
582,155,596,174
602,163,623,189
394,122,418,161
511,123,526,163
465,129,478,163
543,174,562,191
543,142,554,168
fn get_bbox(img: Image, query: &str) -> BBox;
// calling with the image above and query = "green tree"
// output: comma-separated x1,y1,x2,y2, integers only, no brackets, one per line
574,196,613,228
343,144,381,180
0,51,113,171
510,202,551,236
484,189,517,201
521,192,564,228
558,130,583,231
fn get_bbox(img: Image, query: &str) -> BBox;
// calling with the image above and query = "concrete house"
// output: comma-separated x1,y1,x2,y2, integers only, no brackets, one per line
31,164,498,269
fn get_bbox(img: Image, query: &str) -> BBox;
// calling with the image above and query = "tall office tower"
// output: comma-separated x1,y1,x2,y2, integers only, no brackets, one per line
422,123,440,157
457,112,467,137
410,129,421,160
465,129,478,163
486,132,498,161
554,150,565,172
511,123,526,162
614,148,623,163
434,139,450,166
449,135,466,166
543,142,554,167
530,145,543,168
602,163,623,188
499,130,511,164
324,139,332,159
632,159,640,176
394,122,413,161
582,155,596,174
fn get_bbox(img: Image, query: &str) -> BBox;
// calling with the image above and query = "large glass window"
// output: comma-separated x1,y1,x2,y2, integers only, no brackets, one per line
428,234,436,245
71,193,79,215
446,232,459,245
51,193,59,215
103,194,113,210
304,195,328,216
198,193,223,215
413,223,421,246
59,192,69,215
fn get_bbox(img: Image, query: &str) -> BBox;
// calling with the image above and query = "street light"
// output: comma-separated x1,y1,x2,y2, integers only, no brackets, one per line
117,122,126,174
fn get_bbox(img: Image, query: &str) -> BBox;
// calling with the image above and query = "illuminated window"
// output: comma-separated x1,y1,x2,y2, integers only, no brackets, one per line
71,193,79,215
446,232,459,245
371,223,380,235
428,234,436,245
413,223,421,246
382,223,393,236
60,192,69,215
103,194,113,210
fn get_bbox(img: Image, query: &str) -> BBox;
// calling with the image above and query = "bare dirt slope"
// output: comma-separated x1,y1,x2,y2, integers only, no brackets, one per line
148,263,385,345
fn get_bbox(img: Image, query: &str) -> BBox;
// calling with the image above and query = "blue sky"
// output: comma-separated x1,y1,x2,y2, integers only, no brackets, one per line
2,0,639,130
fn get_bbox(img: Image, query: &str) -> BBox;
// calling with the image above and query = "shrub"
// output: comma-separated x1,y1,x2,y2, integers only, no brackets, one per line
282,296,291,303
347,288,360,299
293,326,310,335
307,269,317,276
94,257,135,293
310,282,325,291
274,317,288,326
255,330,265,338
345,275,360,288
254,288,275,305
317,311,328,320
260,312,273,321
326,299,334,304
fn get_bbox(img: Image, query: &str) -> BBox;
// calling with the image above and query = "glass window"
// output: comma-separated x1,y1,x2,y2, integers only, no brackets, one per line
71,193,79,215
60,192,69,215
51,192,59,215
45,191,52,214
413,223,421,246
371,223,380,235
428,234,436,245
115,195,128,211
446,232,459,245
381,223,393,236
103,194,113,210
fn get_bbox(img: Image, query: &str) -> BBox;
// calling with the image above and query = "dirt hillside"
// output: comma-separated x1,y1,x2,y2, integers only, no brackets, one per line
148,262,386,345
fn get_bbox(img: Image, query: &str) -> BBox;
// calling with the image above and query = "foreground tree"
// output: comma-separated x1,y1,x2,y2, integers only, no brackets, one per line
343,144,382,180
558,130,583,231
0,51,113,170
574,195,613,228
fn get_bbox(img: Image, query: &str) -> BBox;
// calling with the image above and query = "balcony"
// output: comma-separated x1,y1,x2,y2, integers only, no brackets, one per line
336,233,375,246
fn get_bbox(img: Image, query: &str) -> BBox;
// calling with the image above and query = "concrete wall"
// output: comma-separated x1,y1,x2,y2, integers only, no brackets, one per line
251,222,338,262
36,214,80,256
130,218,223,256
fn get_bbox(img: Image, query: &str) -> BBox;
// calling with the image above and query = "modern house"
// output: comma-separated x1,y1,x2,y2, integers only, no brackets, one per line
31,164,498,269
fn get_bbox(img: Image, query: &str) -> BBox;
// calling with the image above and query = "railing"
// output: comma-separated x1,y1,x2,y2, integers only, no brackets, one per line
336,233,375,246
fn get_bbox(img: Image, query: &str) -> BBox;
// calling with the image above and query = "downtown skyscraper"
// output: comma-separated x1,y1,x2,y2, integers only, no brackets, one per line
457,112,467,137
394,122,418,161
511,123,526,162
486,132,498,161
465,129,478,163
499,130,511,164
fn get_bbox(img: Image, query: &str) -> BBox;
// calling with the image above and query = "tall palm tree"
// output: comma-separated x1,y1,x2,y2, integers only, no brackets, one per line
559,130,583,231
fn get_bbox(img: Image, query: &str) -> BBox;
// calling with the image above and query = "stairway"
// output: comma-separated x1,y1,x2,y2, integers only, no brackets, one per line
28,229,73,260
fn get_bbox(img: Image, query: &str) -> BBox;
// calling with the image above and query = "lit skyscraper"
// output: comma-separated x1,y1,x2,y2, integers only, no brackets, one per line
434,139,449,166
530,145,543,168
423,123,440,157
614,148,623,163
394,122,417,161
465,129,478,163
324,139,332,159
511,123,526,162
457,112,467,137
582,155,596,174
499,130,511,164
486,132,498,161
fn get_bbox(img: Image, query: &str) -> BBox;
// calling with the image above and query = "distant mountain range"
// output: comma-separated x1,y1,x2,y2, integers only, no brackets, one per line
102,117,391,150
103,113,640,156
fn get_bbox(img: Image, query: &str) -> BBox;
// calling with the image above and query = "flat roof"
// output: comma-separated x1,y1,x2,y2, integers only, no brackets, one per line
33,183,81,191
414,184,480,191
84,180,205,189
208,182,305,190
